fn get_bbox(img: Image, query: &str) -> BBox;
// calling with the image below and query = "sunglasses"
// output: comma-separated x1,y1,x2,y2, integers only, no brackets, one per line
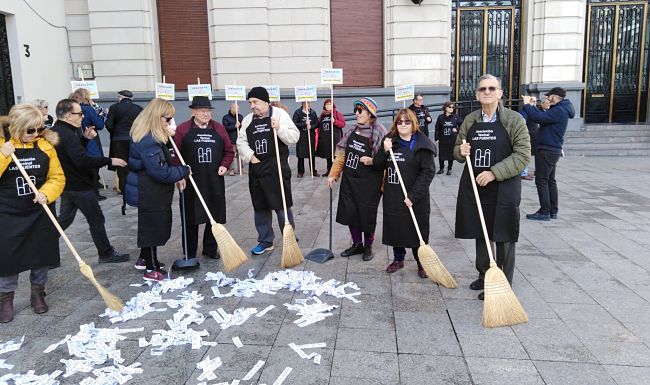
26,127,47,135
70,111,83,116
477,86,500,93
162,116,173,123
354,107,366,114
446,105,454,109
396,119,412,126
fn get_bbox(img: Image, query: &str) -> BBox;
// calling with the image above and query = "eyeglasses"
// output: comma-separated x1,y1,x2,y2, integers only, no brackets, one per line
477,86,500,93
70,111,83,116
354,107,365,114
26,127,47,135
162,116,173,123
446,105,454,109
43,106,49,109
396,119,412,126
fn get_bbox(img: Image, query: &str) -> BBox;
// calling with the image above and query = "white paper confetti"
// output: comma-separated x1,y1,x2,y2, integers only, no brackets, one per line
209,308,257,330
256,305,275,318
0,336,25,355
285,297,337,327
232,337,243,348
242,360,265,381
196,355,222,381
271,367,292,385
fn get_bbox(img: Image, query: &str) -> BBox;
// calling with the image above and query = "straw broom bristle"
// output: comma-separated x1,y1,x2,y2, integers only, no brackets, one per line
212,222,248,272
418,244,457,289
281,224,303,268
79,261,124,312
482,265,528,328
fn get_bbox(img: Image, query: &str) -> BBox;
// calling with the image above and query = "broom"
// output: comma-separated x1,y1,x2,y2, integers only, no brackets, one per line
461,140,528,327
168,138,248,271
11,154,123,311
271,128,303,268
387,148,457,288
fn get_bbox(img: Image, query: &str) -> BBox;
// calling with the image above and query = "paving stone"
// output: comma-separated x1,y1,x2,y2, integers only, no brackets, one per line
581,339,650,366
457,333,529,359
335,327,397,353
394,312,462,356
534,361,617,385
513,319,598,363
603,365,650,385
330,349,399,383
466,357,545,385
398,354,472,385
260,346,332,385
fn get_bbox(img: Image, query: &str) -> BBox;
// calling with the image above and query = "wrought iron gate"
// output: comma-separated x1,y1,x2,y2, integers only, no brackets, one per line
0,14,15,116
584,1,650,123
451,1,522,105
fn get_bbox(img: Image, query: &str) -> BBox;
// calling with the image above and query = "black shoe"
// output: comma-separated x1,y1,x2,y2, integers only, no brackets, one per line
340,243,364,258
297,173,304,178
446,170,452,176
550,213,558,219
202,250,220,260
469,278,484,291
99,251,130,263
362,246,373,261
478,292,484,301
526,212,551,221
96,194,107,201
436,169,444,175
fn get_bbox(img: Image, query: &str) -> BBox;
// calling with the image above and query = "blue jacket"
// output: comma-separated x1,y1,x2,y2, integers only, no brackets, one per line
522,99,575,153
81,103,105,157
125,134,189,207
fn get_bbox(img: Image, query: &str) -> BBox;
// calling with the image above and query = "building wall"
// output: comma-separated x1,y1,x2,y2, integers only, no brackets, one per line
385,0,451,88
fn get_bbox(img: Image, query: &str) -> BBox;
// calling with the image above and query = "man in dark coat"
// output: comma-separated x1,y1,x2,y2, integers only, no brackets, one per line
522,87,575,221
292,101,319,177
105,90,143,202
454,74,530,301
408,94,432,137
50,99,130,263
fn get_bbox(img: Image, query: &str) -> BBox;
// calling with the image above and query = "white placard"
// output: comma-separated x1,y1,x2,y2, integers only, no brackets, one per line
155,83,175,100
71,81,99,99
264,85,281,102
188,84,213,101
225,85,246,101
394,84,415,102
294,85,318,102
320,68,343,85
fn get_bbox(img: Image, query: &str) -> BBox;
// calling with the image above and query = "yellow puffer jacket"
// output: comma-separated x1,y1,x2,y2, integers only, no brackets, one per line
0,129,66,203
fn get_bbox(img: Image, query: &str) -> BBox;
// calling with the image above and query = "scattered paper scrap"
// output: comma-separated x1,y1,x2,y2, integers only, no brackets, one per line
196,355,222,382
285,298,337,327
242,360,265,381
272,367,292,385
232,337,243,348
209,308,257,330
0,336,25,356
256,305,275,318
0,370,62,385
288,342,325,364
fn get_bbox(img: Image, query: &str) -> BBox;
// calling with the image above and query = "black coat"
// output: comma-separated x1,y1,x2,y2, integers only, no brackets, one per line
408,104,432,137
125,134,190,247
292,108,318,159
222,112,244,145
106,99,143,142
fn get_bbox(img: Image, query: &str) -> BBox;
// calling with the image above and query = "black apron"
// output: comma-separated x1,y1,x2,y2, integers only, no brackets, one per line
335,131,383,232
247,108,293,211
296,110,316,159
0,141,59,276
137,143,176,247
455,116,521,242
180,122,226,224
382,139,430,247
438,115,458,161
415,108,429,136
316,115,340,159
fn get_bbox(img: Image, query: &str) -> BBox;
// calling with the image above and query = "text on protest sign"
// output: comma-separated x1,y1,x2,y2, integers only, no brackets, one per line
155,83,175,101
264,85,281,102
188,84,213,101
394,84,415,102
320,68,343,85
225,85,246,101
294,85,318,102
71,81,99,99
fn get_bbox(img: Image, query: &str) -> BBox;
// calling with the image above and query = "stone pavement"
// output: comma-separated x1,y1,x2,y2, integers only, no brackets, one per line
2,156,650,385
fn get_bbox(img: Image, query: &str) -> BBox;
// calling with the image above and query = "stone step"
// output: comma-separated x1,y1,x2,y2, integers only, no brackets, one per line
564,135,650,144
565,129,650,138
580,124,650,131
564,148,650,156
563,142,650,150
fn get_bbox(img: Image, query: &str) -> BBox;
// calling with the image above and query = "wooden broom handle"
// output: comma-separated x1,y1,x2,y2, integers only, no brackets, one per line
272,128,290,223
388,148,425,245
10,153,84,265
461,140,497,265
168,137,216,224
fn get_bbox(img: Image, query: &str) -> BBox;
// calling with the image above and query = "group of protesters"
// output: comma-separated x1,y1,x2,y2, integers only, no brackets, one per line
0,74,573,324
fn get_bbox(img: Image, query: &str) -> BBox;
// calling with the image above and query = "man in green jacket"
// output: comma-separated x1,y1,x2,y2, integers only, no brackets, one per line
453,74,530,301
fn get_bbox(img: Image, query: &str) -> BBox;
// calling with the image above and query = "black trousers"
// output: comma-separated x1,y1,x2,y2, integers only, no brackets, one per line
324,158,333,175
439,159,453,171
297,155,316,175
58,189,114,258
140,246,160,271
110,140,130,194
475,240,516,285
535,149,561,215
182,223,218,258
393,247,421,265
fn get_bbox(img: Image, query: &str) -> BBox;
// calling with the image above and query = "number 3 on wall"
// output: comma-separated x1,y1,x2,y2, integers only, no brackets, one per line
23,44,30,57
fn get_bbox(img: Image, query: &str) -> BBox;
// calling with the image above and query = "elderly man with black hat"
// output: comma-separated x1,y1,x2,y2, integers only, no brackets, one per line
169,96,234,262
105,90,143,207
521,87,575,221
237,86,300,255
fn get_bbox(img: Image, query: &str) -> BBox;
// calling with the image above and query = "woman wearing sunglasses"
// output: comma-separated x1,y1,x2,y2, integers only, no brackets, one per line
125,99,191,282
434,101,461,175
373,109,436,277
0,105,65,323
327,97,387,261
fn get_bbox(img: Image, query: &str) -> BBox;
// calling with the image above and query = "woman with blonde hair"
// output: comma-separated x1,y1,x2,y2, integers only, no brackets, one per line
125,99,190,281
0,105,65,323
373,108,436,278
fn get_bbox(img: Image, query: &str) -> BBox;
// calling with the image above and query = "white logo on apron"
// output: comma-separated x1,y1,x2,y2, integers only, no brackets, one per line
198,147,212,163
16,176,36,196
255,139,268,155
474,149,491,168
444,127,451,136
345,152,359,169
387,166,399,185
419,118,425,127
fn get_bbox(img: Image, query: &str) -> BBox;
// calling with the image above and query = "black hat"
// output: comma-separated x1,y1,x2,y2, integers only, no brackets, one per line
545,87,566,98
118,90,133,98
247,86,270,103
188,96,213,109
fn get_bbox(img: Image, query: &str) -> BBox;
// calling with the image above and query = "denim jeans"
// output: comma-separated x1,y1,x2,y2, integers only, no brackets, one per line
534,149,561,215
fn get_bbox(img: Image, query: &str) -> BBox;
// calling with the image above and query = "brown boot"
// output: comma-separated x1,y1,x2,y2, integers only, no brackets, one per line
0,292,14,323
30,284,48,314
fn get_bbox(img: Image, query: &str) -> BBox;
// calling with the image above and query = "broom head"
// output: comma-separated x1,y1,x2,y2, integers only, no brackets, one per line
280,223,303,268
482,264,528,327
212,222,248,272
78,260,124,312
418,244,457,289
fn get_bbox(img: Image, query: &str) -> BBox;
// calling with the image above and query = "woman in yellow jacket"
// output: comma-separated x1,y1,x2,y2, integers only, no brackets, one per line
0,104,65,323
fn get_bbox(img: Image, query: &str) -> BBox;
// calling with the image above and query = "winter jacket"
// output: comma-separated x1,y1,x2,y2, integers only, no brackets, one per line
50,120,112,191
105,99,143,141
222,112,244,145
522,99,575,154
81,103,105,157
408,104,432,136
453,106,530,182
